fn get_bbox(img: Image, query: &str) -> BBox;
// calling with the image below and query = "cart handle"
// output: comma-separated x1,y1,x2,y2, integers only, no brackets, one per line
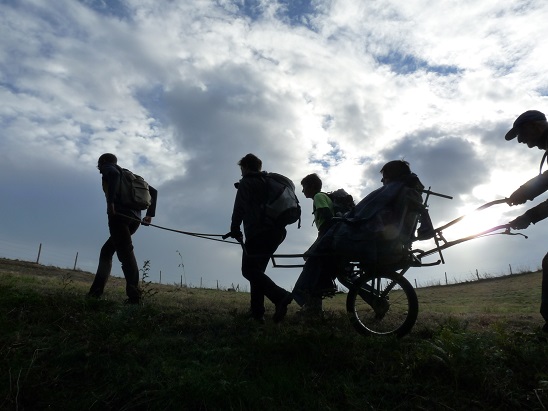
417,223,526,259
434,198,509,233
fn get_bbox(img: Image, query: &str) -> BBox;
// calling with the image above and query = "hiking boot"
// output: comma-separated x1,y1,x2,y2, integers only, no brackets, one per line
124,298,142,305
273,293,293,323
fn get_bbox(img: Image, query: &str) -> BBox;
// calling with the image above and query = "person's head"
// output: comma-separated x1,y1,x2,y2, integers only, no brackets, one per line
505,110,548,150
238,153,262,175
301,173,322,198
97,153,117,171
380,160,411,185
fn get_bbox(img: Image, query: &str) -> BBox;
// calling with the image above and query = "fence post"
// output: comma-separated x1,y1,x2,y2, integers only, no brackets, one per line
73,252,78,271
414,279,417,288
159,270,162,284
509,264,513,275
36,243,42,264
476,269,479,280
445,272,447,285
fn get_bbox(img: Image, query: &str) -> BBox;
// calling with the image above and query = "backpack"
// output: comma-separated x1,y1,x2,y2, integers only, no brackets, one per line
263,172,301,228
325,189,355,217
116,165,152,210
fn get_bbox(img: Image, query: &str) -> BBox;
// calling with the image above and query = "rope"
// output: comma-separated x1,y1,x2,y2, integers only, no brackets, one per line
120,214,241,245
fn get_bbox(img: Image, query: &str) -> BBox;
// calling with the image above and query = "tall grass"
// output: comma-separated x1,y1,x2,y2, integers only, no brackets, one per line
1,259,548,410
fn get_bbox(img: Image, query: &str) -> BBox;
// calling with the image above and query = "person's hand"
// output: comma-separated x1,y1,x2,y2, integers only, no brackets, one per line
509,214,531,230
142,216,152,226
107,203,116,215
223,230,243,242
508,187,529,206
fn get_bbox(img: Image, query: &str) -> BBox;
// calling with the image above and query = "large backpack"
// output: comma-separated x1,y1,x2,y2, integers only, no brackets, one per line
263,172,301,228
325,188,355,217
116,166,152,210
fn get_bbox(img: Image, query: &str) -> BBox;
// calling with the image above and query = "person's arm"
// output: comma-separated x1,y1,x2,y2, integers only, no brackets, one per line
508,171,548,205
510,198,548,229
313,192,334,230
142,185,157,225
102,165,120,215
227,179,248,241
315,207,333,224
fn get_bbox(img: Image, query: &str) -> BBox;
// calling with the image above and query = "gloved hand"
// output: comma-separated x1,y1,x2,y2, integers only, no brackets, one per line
508,187,529,205
509,214,531,230
223,230,243,242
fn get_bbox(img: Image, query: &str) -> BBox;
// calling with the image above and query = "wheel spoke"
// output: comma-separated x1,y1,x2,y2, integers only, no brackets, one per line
346,271,418,337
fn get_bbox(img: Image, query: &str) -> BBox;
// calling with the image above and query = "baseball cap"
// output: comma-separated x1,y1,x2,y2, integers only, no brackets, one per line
505,110,547,140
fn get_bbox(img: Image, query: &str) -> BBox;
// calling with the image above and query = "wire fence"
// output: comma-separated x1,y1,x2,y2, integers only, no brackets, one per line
0,239,539,293
0,239,247,292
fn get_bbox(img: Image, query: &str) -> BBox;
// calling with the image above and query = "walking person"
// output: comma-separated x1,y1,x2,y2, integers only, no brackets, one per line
504,110,548,332
295,173,335,315
87,153,158,304
225,153,292,323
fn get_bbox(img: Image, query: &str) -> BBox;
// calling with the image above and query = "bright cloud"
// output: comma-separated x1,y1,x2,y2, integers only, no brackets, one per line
2,0,548,291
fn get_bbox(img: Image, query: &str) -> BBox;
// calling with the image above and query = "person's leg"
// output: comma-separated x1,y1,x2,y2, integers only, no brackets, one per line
109,215,141,302
241,248,266,320
88,237,116,297
541,252,548,326
242,229,290,318
292,256,322,307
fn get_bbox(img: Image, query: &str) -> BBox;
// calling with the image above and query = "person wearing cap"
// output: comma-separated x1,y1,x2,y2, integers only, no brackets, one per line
505,110,548,332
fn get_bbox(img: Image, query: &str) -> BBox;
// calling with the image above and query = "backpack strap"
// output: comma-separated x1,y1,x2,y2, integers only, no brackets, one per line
540,151,548,175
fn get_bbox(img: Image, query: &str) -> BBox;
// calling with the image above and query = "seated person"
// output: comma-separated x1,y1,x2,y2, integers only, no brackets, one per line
291,160,428,312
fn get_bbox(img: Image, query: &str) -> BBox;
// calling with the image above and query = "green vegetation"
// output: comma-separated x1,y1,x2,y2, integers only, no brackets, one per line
1,258,548,410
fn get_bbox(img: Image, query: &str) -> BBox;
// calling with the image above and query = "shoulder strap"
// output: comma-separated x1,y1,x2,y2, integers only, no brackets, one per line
540,151,548,175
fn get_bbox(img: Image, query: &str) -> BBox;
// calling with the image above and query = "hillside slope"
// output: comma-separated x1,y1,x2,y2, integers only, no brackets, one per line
1,257,548,410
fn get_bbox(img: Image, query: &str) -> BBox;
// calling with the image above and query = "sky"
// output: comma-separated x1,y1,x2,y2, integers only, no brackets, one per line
2,0,548,293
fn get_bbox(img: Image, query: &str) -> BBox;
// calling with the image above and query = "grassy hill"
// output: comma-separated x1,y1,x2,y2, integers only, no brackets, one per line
1,258,547,410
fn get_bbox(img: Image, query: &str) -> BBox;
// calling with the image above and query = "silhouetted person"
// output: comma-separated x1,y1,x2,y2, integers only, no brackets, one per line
88,153,157,304
505,110,548,332
292,160,425,313
226,153,292,323
298,173,335,315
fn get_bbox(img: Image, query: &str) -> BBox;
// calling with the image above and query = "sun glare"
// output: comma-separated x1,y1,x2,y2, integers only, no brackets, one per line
436,203,508,242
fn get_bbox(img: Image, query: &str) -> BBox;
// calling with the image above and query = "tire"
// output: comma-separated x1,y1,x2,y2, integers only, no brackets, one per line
346,271,418,338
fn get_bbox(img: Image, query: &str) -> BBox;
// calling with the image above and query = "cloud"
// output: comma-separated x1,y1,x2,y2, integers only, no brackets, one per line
3,0,548,293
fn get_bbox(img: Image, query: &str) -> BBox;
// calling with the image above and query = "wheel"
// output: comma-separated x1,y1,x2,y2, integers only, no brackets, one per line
346,271,418,337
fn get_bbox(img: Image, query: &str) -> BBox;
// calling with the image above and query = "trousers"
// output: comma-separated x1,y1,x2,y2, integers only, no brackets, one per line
541,252,548,322
89,213,141,301
241,228,288,317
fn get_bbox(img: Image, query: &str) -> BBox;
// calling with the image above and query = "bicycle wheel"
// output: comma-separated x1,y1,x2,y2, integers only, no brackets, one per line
346,271,418,337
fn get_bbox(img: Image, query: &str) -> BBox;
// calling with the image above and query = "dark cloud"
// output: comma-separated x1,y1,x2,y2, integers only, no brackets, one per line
382,130,489,197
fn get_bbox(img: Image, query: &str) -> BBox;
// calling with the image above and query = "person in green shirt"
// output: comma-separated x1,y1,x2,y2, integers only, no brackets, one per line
297,173,336,315
301,173,335,236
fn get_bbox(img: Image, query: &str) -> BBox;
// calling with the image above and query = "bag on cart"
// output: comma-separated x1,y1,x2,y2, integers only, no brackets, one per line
325,189,355,217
